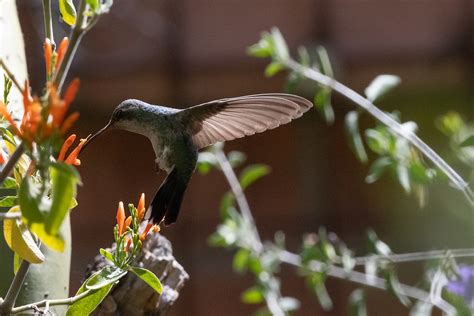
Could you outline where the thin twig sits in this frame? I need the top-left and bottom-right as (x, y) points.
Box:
(214, 147), (263, 253)
(0, 143), (24, 185)
(41, 0), (55, 46)
(53, 0), (88, 92)
(10, 289), (92, 314)
(284, 59), (474, 205)
(0, 260), (31, 314)
(0, 60), (23, 92)
(354, 248), (474, 265)
(279, 250), (456, 315)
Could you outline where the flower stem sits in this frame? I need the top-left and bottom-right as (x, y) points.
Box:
(10, 289), (92, 314)
(41, 0), (55, 46)
(0, 260), (30, 315)
(0, 143), (24, 185)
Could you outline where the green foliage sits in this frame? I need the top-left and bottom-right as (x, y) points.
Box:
(348, 289), (367, 316)
(66, 282), (113, 316)
(364, 75), (401, 102)
(58, 0), (77, 26)
(3, 75), (12, 105)
(129, 266), (163, 294)
(345, 111), (368, 163)
(239, 164), (270, 190)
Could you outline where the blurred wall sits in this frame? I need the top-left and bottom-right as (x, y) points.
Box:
(17, 0), (473, 315)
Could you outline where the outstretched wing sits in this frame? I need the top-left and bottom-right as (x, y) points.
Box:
(177, 93), (313, 149)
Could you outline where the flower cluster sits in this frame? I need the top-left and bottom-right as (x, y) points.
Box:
(111, 194), (160, 268)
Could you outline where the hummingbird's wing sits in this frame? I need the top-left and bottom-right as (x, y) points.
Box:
(177, 93), (312, 149)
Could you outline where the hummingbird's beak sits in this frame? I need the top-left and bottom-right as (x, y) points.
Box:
(80, 121), (112, 153)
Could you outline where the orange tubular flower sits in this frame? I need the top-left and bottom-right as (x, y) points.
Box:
(44, 39), (52, 77)
(124, 216), (132, 230)
(125, 237), (132, 252)
(140, 222), (153, 241)
(151, 225), (160, 233)
(64, 137), (86, 166)
(0, 150), (5, 165)
(116, 202), (126, 236)
(60, 112), (79, 135)
(137, 193), (145, 221)
(0, 101), (21, 136)
(58, 134), (77, 161)
(55, 37), (69, 72)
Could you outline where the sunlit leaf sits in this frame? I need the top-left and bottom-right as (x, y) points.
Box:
(232, 248), (249, 273)
(349, 289), (367, 316)
(247, 33), (274, 58)
(316, 46), (333, 77)
(18, 177), (45, 223)
(279, 297), (300, 312)
(409, 300), (433, 316)
(2, 177), (17, 189)
(459, 135), (474, 148)
(364, 75), (401, 102)
(66, 281), (113, 316)
(345, 111), (368, 163)
(367, 230), (392, 256)
(45, 163), (79, 235)
(314, 88), (334, 125)
(265, 61), (283, 77)
(129, 266), (163, 294)
(239, 164), (270, 190)
(241, 286), (264, 304)
(13, 252), (20, 274)
(386, 270), (411, 306)
(86, 0), (99, 11)
(396, 163), (411, 193)
(30, 222), (65, 252)
(85, 265), (127, 290)
(0, 196), (16, 208)
(100, 248), (115, 263)
(3, 207), (44, 263)
(365, 157), (392, 184)
(59, 0), (77, 26)
(271, 27), (289, 61)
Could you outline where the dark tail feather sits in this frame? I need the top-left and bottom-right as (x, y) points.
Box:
(148, 168), (189, 225)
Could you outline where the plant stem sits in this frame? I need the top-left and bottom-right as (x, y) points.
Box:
(284, 59), (473, 205)
(10, 289), (92, 314)
(354, 248), (474, 265)
(0, 212), (21, 220)
(53, 0), (88, 92)
(0, 143), (24, 185)
(279, 250), (455, 315)
(214, 148), (263, 253)
(41, 0), (55, 46)
(0, 260), (30, 314)
(0, 60), (23, 92)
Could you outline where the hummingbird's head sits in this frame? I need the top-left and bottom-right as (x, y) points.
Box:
(81, 99), (146, 152)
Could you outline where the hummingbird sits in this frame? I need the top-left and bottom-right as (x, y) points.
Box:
(83, 93), (312, 225)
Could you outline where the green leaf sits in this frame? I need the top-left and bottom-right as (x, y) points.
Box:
(279, 297), (300, 312)
(59, 0), (77, 26)
(219, 192), (235, 220)
(66, 282), (113, 316)
(314, 88), (334, 124)
(0, 196), (16, 208)
(365, 157), (392, 184)
(247, 32), (274, 58)
(232, 249), (249, 273)
(264, 61), (283, 77)
(396, 163), (411, 193)
(270, 27), (289, 61)
(2, 177), (17, 189)
(85, 265), (127, 290)
(409, 300), (433, 316)
(345, 111), (368, 163)
(367, 230), (392, 256)
(364, 75), (401, 102)
(86, 0), (99, 11)
(18, 177), (45, 223)
(239, 164), (270, 190)
(316, 46), (333, 77)
(100, 248), (115, 263)
(129, 266), (163, 294)
(348, 289), (367, 316)
(241, 286), (264, 304)
(45, 163), (78, 235)
(442, 289), (472, 316)
(459, 135), (474, 147)
(365, 129), (389, 154)
(30, 222), (65, 252)
(13, 252), (20, 274)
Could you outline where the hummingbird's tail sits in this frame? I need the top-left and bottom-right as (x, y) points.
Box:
(147, 167), (190, 226)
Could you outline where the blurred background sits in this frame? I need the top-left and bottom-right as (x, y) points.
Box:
(17, 0), (473, 314)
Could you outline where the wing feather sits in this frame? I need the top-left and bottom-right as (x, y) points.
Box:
(177, 93), (312, 149)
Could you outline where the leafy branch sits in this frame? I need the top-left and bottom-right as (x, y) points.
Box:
(202, 146), (473, 315)
(248, 28), (473, 206)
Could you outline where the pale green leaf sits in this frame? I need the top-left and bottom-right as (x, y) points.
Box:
(129, 266), (163, 294)
(365, 75), (401, 102)
(241, 287), (264, 304)
(59, 0), (77, 26)
(85, 265), (127, 290)
(345, 111), (368, 163)
(239, 164), (270, 190)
